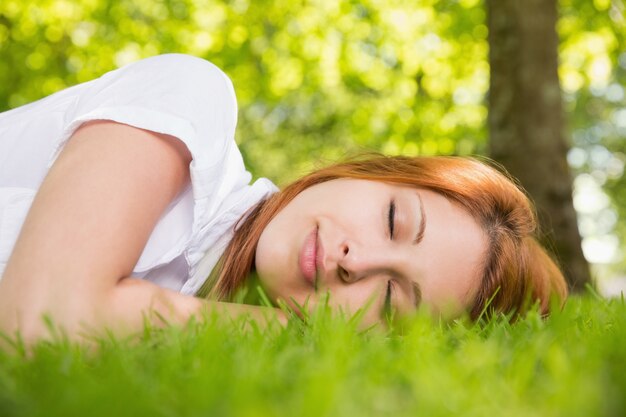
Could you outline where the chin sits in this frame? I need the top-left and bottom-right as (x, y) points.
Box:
(255, 267), (286, 302)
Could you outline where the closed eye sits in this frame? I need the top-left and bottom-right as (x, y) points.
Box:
(388, 199), (396, 239)
(382, 279), (395, 319)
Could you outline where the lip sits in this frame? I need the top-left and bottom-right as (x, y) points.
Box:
(299, 227), (318, 286)
(315, 230), (325, 284)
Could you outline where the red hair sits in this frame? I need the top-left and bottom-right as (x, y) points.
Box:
(199, 154), (568, 320)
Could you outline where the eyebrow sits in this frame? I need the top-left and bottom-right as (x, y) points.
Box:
(412, 192), (427, 245)
(411, 280), (422, 309)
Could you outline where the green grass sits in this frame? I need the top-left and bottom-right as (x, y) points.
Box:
(0, 294), (624, 417)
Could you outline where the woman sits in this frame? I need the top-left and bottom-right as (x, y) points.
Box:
(0, 54), (567, 343)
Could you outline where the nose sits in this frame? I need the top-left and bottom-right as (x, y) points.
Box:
(336, 240), (401, 284)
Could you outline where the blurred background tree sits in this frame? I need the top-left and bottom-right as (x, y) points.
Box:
(487, 0), (591, 291)
(0, 0), (624, 291)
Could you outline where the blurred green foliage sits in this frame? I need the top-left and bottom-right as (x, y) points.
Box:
(0, 0), (491, 182)
(557, 0), (626, 273)
(0, 0), (625, 270)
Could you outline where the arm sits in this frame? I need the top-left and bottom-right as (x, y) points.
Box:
(0, 121), (282, 344)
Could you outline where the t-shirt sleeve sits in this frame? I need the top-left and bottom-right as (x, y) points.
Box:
(50, 53), (238, 169)
(48, 54), (243, 276)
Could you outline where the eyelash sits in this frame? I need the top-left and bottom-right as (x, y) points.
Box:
(384, 279), (394, 316)
(388, 199), (396, 239)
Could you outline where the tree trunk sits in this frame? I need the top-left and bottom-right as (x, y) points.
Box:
(486, 0), (591, 292)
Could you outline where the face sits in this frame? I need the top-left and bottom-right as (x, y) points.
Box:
(254, 179), (488, 327)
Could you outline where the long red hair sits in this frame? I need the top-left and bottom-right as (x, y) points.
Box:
(200, 154), (568, 320)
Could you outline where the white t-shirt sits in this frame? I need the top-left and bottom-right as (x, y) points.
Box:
(0, 54), (278, 295)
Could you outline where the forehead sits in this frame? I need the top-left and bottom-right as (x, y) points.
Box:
(412, 187), (487, 316)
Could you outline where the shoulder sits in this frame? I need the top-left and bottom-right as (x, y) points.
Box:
(134, 54), (229, 78)
(110, 54), (235, 97)
(140, 54), (225, 75)
(66, 54), (239, 162)
(77, 54), (238, 115)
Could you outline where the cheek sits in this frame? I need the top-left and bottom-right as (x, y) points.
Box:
(329, 287), (385, 329)
(276, 282), (386, 328)
(322, 283), (383, 317)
